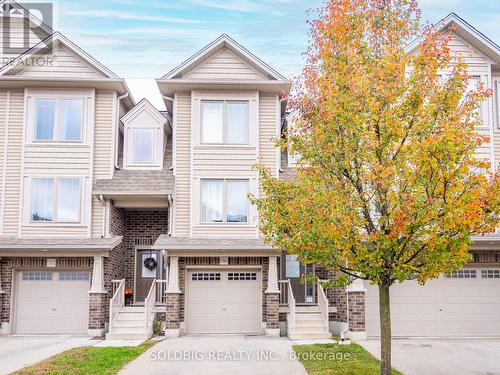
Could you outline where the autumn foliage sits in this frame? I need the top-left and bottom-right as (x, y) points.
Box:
(252, 0), (500, 374)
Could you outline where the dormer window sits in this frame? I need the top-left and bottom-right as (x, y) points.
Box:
(122, 99), (169, 170)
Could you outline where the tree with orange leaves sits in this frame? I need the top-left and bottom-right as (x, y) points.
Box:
(252, 1), (500, 373)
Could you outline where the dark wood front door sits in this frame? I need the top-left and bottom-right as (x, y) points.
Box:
(281, 254), (315, 304)
(135, 249), (160, 303)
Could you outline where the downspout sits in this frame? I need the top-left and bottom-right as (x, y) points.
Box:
(114, 93), (129, 170)
(97, 194), (106, 238)
(278, 97), (287, 174)
(167, 194), (173, 237)
(162, 95), (175, 171)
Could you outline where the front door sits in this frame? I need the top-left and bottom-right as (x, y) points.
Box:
(282, 254), (315, 304)
(135, 249), (160, 303)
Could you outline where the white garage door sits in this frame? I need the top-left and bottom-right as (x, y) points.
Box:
(186, 270), (261, 334)
(15, 271), (90, 334)
(365, 268), (500, 337)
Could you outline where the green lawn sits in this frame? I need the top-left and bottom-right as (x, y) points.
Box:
(13, 341), (155, 375)
(293, 342), (403, 375)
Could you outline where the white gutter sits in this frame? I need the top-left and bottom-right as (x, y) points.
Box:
(114, 93), (129, 170)
(167, 194), (173, 237)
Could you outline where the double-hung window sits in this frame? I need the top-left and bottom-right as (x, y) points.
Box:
(31, 178), (81, 222)
(34, 98), (83, 142)
(201, 180), (249, 223)
(201, 100), (249, 144)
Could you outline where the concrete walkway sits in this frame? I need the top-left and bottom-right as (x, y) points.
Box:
(120, 335), (308, 375)
(359, 338), (500, 375)
(0, 335), (99, 375)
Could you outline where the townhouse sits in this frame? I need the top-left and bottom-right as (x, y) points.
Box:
(0, 1), (499, 340)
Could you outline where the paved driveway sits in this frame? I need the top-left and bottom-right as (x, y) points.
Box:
(0, 335), (98, 375)
(359, 339), (500, 375)
(120, 335), (307, 375)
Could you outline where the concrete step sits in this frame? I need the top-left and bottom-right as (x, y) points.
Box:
(115, 312), (145, 321)
(295, 314), (324, 321)
(294, 325), (329, 334)
(113, 320), (146, 328)
(296, 305), (320, 313)
(288, 331), (332, 340)
(109, 325), (147, 334)
(121, 306), (145, 313)
(295, 320), (327, 328)
(105, 332), (151, 340)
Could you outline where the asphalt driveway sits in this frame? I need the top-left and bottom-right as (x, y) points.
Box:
(359, 339), (500, 375)
(0, 335), (98, 375)
(120, 335), (307, 375)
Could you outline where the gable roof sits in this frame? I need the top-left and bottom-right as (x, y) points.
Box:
(406, 13), (500, 65)
(161, 34), (287, 81)
(121, 98), (169, 127)
(0, 32), (119, 78)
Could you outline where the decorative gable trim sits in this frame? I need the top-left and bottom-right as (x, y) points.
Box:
(121, 98), (168, 126)
(406, 13), (500, 64)
(0, 32), (119, 78)
(161, 34), (287, 81)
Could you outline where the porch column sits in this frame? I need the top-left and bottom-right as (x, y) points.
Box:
(90, 255), (106, 294)
(88, 255), (107, 337)
(165, 256), (182, 338)
(265, 256), (280, 337)
(346, 278), (367, 340)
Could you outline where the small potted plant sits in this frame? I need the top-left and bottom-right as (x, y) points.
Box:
(124, 289), (134, 306)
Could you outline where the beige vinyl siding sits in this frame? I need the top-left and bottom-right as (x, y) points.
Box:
(193, 146), (257, 177)
(174, 92), (192, 237)
(6, 44), (106, 79)
(91, 91), (115, 237)
(2, 90), (24, 235)
(448, 35), (489, 66)
(0, 91), (7, 233)
(259, 93), (278, 193)
(184, 49), (266, 81)
(23, 145), (91, 175)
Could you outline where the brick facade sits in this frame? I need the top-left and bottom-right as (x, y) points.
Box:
(265, 293), (280, 329)
(165, 293), (181, 329)
(89, 293), (108, 330)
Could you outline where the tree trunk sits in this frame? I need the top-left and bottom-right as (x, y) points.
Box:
(379, 283), (392, 375)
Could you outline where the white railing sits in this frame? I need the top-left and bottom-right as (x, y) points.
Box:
(155, 279), (167, 305)
(144, 280), (157, 334)
(317, 280), (329, 330)
(109, 279), (125, 326)
(280, 279), (296, 333)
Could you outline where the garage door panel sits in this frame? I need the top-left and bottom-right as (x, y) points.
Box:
(365, 268), (500, 337)
(187, 270), (261, 334)
(15, 271), (90, 334)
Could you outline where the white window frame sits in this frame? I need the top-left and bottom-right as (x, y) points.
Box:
(29, 177), (83, 224)
(192, 91), (258, 147)
(123, 107), (166, 170)
(200, 179), (249, 224)
(26, 91), (90, 143)
(201, 100), (250, 145)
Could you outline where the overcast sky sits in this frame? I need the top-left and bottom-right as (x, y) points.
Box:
(51, 0), (500, 110)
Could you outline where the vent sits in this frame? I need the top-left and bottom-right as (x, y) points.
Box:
(134, 237), (155, 247)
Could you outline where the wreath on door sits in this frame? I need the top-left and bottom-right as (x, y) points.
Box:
(143, 252), (157, 271)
